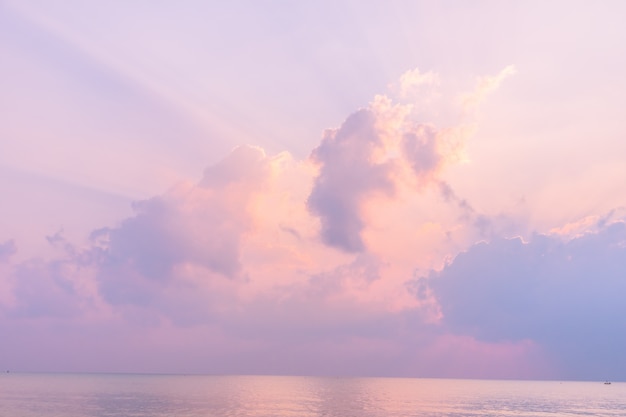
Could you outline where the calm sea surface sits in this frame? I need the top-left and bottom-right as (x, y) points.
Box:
(0, 374), (623, 417)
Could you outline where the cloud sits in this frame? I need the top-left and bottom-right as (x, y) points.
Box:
(7, 260), (79, 318)
(461, 65), (516, 111)
(397, 68), (439, 98)
(94, 145), (272, 308)
(306, 253), (382, 298)
(415, 220), (626, 379)
(0, 239), (17, 262)
(0, 66), (561, 378)
(307, 107), (396, 252)
(400, 124), (466, 185)
(307, 69), (474, 253)
(436, 181), (524, 240)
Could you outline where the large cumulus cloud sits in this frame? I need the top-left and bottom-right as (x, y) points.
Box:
(415, 220), (626, 379)
(307, 84), (469, 253)
(2, 66), (561, 378)
(307, 108), (395, 252)
(93, 145), (271, 308)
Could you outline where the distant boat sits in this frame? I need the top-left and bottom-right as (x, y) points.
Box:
(604, 381), (611, 385)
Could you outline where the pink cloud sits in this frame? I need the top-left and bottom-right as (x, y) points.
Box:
(306, 71), (479, 254)
(2, 66), (619, 380)
(93, 145), (271, 307)
(461, 65), (516, 111)
(396, 68), (439, 98)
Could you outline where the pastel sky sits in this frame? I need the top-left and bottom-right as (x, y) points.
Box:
(2, 0), (626, 381)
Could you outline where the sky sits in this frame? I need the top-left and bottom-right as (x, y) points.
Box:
(2, 0), (626, 381)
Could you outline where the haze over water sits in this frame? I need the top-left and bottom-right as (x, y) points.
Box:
(1, 374), (624, 417)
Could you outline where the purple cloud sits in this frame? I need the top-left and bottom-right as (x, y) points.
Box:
(94, 145), (270, 307)
(437, 181), (523, 239)
(414, 220), (626, 379)
(0, 239), (17, 262)
(7, 259), (82, 319)
(307, 109), (395, 252)
(402, 124), (441, 179)
(307, 84), (470, 254)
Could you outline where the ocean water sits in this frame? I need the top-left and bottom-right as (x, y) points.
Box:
(0, 374), (623, 417)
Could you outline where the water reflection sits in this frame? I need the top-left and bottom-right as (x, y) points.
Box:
(0, 373), (625, 417)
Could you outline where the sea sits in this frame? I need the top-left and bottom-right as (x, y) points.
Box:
(0, 374), (623, 417)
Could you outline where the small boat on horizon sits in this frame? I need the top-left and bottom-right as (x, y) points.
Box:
(604, 381), (611, 385)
